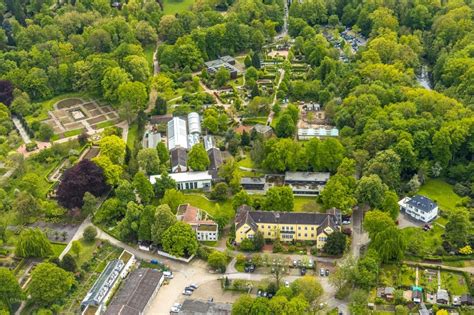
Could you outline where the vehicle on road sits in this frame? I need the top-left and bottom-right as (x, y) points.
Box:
(189, 284), (199, 290)
(284, 280), (290, 287)
(308, 259), (314, 269)
(319, 268), (325, 276)
(300, 267), (306, 276)
(185, 286), (195, 291)
(150, 259), (159, 264)
(325, 269), (330, 276)
(182, 290), (193, 296)
(164, 271), (174, 279)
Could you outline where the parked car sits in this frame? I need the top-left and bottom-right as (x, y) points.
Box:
(300, 267), (307, 276)
(284, 280), (290, 288)
(308, 260), (314, 269)
(325, 269), (330, 277)
(164, 271), (173, 279)
(185, 286), (195, 291)
(319, 268), (325, 276)
(182, 290), (193, 296)
(292, 260), (297, 267)
(170, 303), (182, 313)
(423, 224), (431, 231)
(297, 260), (302, 267)
(249, 264), (255, 273)
(189, 284), (199, 290)
(150, 259), (159, 265)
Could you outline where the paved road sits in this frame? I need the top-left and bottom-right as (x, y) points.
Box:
(351, 207), (368, 259)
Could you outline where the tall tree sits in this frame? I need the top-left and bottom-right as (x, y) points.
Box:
(98, 135), (126, 165)
(445, 209), (471, 248)
(188, 143), (210, 171)
(161, 222), (198, 257)
(137, 148), (161, 175)
(363, 210), (395, 240)
(29, 263), (74, 306)
(133, 171), (154, 204)
(0, 267), (23, 310)
(263, 186), (294, 212)
(151, 204), (177, 245)
(117, 81), (148, 123)
(15, 228), (53, 258)
(57, 159), (108, 209)
(372, 227), (406, 263)
(355, 174), (387, 209)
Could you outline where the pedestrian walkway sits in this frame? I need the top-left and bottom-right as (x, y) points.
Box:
(12, 116), (31, 144)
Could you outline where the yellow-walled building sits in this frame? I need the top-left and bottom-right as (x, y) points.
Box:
(235, 206), (340, 249)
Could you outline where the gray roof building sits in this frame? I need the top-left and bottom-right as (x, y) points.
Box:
(235, 208), (338, 232)
(81, 259), (124, 309)
(105, 268), (164, 315)
(178, 299), (232, 315)
(171, 147), (188, 173)
(284, 172), (330, 183)
(406, 195), (437, 213)
(208, 148), (222, 172)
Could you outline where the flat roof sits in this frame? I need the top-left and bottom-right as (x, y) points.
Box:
(298, 128), (339, 137)
(105, 268), (163, 315)
(241, 177), (265, 185)
(179, 299), (232, 314)
(285, 172), (330, 182)
(150, 171), (212, 184)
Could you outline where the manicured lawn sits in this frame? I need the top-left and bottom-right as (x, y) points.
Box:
(67, 239), (97, 267)
(418, 179), (463, 213)
(63, 128), (84, 138)
(26, 92), (89, 124)
(402, 224), (444, 256)
(127, 122), (138, 150)
(143, 45), (155, 71)
(163, 0), (195, 14)
(182, 193), (234, 219)
(293, 196), (321, 212)
(237, 155), (255, 169)
(95, 120), (116, 130)
(51, 243), (67, 257)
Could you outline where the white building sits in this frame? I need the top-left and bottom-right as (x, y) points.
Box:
(398, 195), (438, 223)
(187, 112), (201, 135)
(167, 117), (188, 150)
(177, 204), (219, 241)
(203, 135), (216, 151)
(297, 127), (339, 140)
(150, 171), (212, 190)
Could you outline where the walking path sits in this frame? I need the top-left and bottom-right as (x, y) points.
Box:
(12, 116), (32, 144)
(404, 260), (474, 274)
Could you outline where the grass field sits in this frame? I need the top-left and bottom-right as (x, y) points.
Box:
(163, 0), (195, 14)
(293, 196), (321, 212)
(182, 193), (234, 219)
(237, 155), (255, 169)
(143, 45), (155, 71)
(127, 122), (139, 150)
(27, 92), (89, 124)
(51, 243), (67, 257)
(418, 179), (463, 213)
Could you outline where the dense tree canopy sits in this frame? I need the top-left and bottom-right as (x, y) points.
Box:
(29, 262), (74, 306)
(56, 159), (108, 209)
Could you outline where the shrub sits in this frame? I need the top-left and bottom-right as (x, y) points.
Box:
(83, 226), (97, 242)
(454, 183), (470, 197)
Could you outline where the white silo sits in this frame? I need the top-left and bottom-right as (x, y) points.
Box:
(187, 112), (201, 135)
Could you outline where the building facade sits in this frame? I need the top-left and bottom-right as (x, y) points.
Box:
(398, 195), (438, 223)
(235, 206), (339, 249)
(150, 171), (212, 191)
(177, 204), (219, 241)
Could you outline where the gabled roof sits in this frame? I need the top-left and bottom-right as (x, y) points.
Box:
(207, 148), (222, 171)
(406, 195), (437, 213)
(171, 147), (188, 168)
(235, 206), (339, 232)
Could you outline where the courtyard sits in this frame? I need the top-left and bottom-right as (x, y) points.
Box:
(43, 98), (121, 139)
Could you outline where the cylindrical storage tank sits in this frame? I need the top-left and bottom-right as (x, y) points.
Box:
(187, 112), (201, 135)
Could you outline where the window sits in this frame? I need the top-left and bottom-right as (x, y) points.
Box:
(268, 225), (271, 229)
(305, 227), (307, 230)
(290, 226), (293, 230)
(298, 227), (301, 230)
(298, 233), (301, 237)
(311, 234), (314, 237)
(311, 227), (314, 230)
(304, 234), (307, 237)
(268, 232), (271, 236)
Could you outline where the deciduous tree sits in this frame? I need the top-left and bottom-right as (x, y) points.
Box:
(188, 143), (210, 171)
(29, 262), (74, 306)
(15, 228), (53, 258)
(161, 222), (198, 257)
(151, 204), (176, 245)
